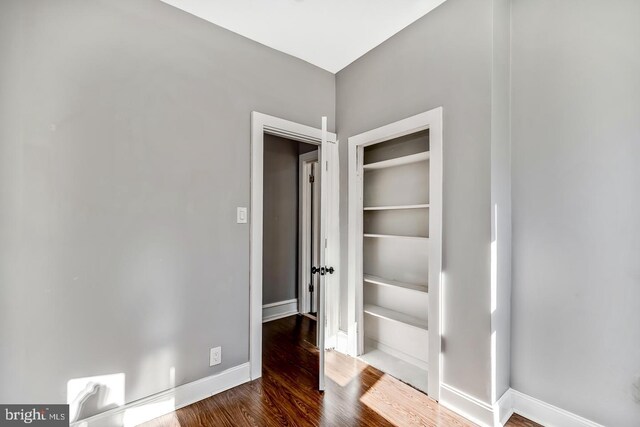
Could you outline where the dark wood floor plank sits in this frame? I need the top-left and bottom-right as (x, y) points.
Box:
(502, 413), (543, 427)
(141, 315), (539, 427)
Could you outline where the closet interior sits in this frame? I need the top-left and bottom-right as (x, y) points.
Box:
(359, 130), (431, 393)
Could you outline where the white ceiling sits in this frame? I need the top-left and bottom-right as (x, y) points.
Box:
(160, 0), (447, 73)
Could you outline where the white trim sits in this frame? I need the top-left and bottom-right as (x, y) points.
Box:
(347, 141), (363, 359)
(347, 107), (443, 399)
(439, 383), (495, 427)
(71, 363), (250, 427)
(250, 111), (337, 381)
(509, 389), (606, 427)
(317, 116), (328, 390)
(335, 329), (349, 354)
(298, 150), (319, 315)
(439, 387), (606, 427)
(262, 299), (299, 323)
(495, 389), (514, 427)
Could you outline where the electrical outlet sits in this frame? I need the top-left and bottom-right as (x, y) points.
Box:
(210, 346), (222, 366)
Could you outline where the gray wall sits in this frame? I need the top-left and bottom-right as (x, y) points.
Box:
(263, 135), (316, 305)
(491, 0), (512, 400)
(510, 1), (640, 425)
(0, 0), (334, 410)
(337, 0), (494, 403)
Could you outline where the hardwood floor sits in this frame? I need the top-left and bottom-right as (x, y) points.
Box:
(503, 414), (542, 427)
(143, 315), (541, 427)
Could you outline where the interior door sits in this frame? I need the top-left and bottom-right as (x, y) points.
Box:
(318, 116), (339, 391)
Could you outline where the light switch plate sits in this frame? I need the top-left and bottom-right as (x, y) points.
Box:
(237, 207), (247, 223)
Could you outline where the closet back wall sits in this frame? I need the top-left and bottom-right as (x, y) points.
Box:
(0, 0), (334, 408)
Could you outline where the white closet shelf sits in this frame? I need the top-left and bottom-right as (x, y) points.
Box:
(363, 151), (430, 170)
(364, 274), (428, 293)
(363, 204), (429, 211)
(364, 233), (428, 241)
(364, 304), (428, 330)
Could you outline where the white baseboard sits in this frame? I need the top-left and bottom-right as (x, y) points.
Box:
(495, 389), (514, 426)
(326, 330), (349, 352)
(262, 299), (298, 323)
(440, 383), (495, 427)
(335, 330), (349, 354)
(71, 363), (251, 427)
(438, 386), (606, 427)
(509, 389), (605, 427)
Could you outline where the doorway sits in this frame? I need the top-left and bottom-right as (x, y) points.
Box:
(261, 135), (318, 324)
(250, 112), (339, 391)
(298, 150), (320, 319)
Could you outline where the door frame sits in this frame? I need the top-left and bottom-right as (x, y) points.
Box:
(250, 112), (337, 380)
(298, 150), (319, 316)
(347, 107), (443, 399)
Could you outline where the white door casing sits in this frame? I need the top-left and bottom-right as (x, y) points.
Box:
(298, 151), (320, 315)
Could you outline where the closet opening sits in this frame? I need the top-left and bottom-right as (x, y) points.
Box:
(347, 108), (443, 399)
(360, 130), (430, 392)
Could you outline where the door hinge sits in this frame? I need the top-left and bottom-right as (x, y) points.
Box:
(309, 174), (315, 183)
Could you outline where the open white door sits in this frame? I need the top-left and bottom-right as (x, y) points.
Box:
(317, 116), (339, 391)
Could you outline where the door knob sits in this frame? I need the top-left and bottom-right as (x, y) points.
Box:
(312, 266), (335, 275)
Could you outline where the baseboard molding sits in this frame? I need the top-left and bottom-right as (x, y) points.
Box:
(262, 299), (298, 323)
(509, 389), (605, 427)
(495, 389), (514, 426)
(71, 363), (251, 427)
(440, 383), (495, 427)
(438, 386), (606, 427)
(335, 330), (349, 354)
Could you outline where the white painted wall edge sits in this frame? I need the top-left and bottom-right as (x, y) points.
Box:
(70, 363), (251, 427)
(262, 298), (298, 323)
